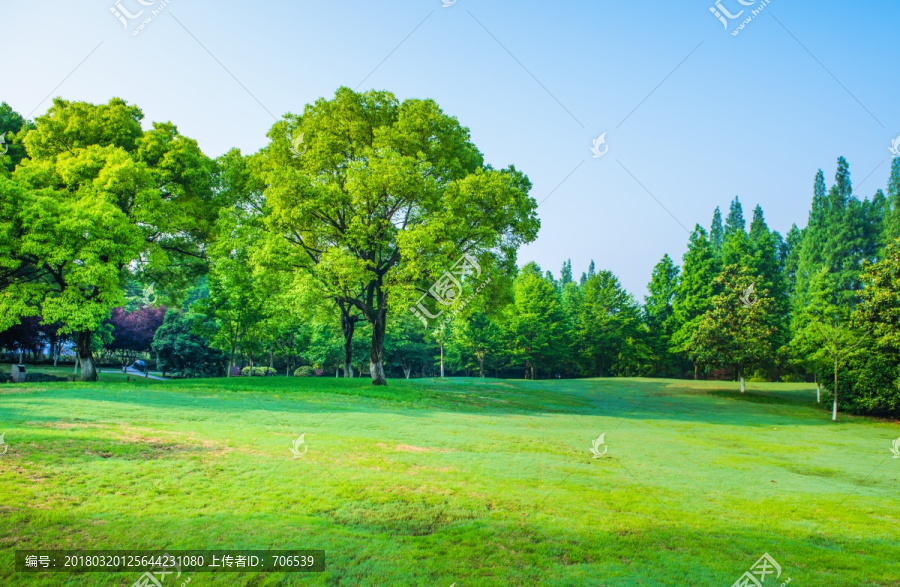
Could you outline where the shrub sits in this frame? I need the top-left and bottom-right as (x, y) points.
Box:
(749, 369), (768, 382)
(294, 366), (316, 377)
(241, 366), (276, 377)
(27, 373), (68, 383)
(151, 310), (226, 378)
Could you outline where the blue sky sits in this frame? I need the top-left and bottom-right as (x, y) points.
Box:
(2, 0), (898, 297)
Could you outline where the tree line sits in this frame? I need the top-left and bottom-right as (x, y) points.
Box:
(1, 92), (899, 418)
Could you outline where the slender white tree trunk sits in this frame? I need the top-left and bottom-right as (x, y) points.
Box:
(739, 373), (745, 394)
(440, 342), (445, 378)
(832, 359), (839, 422)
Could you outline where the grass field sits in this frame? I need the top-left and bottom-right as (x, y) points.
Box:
(1, 374), (898, 586)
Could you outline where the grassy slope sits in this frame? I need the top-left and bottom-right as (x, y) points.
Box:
(0, 376), (898, 586)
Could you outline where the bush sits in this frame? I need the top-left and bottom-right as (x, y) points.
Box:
(27, 373), (68, 383)
(749, 369), (768, 382)
(241, 366), (276, 377)
(151, 310), (226, 378)
(0, 372), (67, 383)
(294, 366), (316, 377)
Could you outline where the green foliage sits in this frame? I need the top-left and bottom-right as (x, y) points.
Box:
(294, 366), (316, 377)
(507, 263), (570, 378)
(567, 267), (649, 376)
(0, 98), (217, 380)
(258, 87), (539, 384)
(0, 102), (34, 173)
(670, 226), (718, 366)
(241, 366), (276, 377)
(684, 263), (776, 379)
(151, 310), (225, 378)
(644, 254), (680, 376)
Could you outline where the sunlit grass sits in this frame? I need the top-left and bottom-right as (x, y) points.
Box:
(1, 376), (898, 585)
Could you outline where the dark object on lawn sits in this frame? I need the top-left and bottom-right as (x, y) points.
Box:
(124, 360), (148, 374)
(11, 364), (26, 383)
(230, 365), (242, 377)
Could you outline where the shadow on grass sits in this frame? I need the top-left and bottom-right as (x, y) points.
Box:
(0, 376), (839, 429)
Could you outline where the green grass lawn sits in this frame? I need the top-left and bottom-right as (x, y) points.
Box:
(1, 375), (898, 586)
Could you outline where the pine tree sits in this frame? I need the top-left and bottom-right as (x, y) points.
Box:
(710, 207), (725, 256)
(644, 254), (680, 376)
(747, 205), (790, 364)
(882, 159), (900, 243)
(560, 259), (573, 286)
(508, 263), (570, 379)
(571, 270), (649, 376)
(670, 226), (718, 377)
(783, 224), (803, 295)
(725, 196), (745, 238)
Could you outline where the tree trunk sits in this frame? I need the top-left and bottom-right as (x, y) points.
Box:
(269, 349), (274, 371)
(229, 346), (235, 377)
(440, 341), (445, 378)
(693, 364), (698, 380)
(479, 352), (485, 378)
(815, 373), (821, 403)
(249, 351), (254, 376)
(832, 359), (839, 422)
(77, 331), (98, 382)
(369, 308), (387, 386)
(739, 375), (745, 393)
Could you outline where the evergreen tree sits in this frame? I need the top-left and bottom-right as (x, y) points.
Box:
(644, 254), (680, 376)
(710, 207), (725, 256)
(560, 259), (573, 287)
(725, 197), (745, 237)
(508, 263), (570, 379)
(783, 224), (803, 295)
(747, 205), (790, 362)
(670, 226), (718, 377)
(570, 270), (649, 376)
(884, 159), (900, 243)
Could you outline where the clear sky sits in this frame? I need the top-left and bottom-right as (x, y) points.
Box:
(2, 0), (898, 298)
